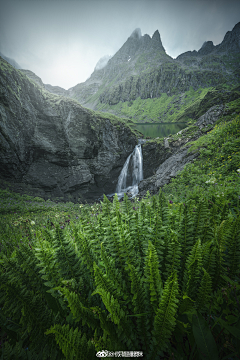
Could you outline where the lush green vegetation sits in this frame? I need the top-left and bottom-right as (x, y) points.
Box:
(95, 86), (213, 123)
(1, 108), (240, 358)
(0, 81), (240, 359)
(95, 83), (240, 125)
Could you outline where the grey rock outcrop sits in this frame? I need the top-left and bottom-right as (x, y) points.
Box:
(19, 69), (45, 87)
(44, 84), (68, 97)
(138, 104), (227, 197)
(0, 57), (138, 203)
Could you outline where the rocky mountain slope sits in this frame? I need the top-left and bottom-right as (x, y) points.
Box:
(0, 56), (140, 203)
(66, 22), (240, 122)
(18, 23), (240, 124)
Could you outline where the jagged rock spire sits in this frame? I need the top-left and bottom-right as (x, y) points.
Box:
(152, 30), (160, 42)
(151, 30), (165, 51)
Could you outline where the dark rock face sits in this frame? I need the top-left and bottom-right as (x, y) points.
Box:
(0, 57), (138, 203)
(139, 104), (227, 197)
(198, 41), (215, 56)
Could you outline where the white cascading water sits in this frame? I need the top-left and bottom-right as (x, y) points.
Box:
(116, 144), (143, 199)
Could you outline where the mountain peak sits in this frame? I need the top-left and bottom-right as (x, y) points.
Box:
(151, 29), (165, 52)
(215, 21), (240, 53)
(130, 28), (142, 39)
(198, 40), (214, 55)
(152, 30), (160, 42)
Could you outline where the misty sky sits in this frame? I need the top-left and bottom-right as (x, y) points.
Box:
(0, 0), (239, 90)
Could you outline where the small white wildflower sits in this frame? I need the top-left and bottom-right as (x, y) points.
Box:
(206, 178), (217, 184)
(30, 221), (35, 225)
(237, 169), (240, 173)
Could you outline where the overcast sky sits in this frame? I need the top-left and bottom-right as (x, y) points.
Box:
(0, 0), (239, 90)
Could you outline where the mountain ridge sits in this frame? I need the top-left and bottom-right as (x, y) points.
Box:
(13, 22), (240, 123)
(65, 22), (240, 121)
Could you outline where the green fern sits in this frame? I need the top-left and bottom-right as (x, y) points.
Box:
(195, 267), (212, 311)
(163, 230), (182, 282)
(143, 240), (163, 314)
(224, 216), (240, 278)
(149, 271), (179, 358)
(45, 324), (95, 360)
(182, 239), (203, 298)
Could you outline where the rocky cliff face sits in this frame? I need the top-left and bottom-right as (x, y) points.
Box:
(0, 57), (138, 203)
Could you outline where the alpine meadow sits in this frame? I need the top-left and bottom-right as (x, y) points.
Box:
(0, 12), (240, 360)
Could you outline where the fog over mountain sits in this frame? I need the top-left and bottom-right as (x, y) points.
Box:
(0, 0), (240, 89)
(0, 51), (21, 69)
(94, 55), (112, 71)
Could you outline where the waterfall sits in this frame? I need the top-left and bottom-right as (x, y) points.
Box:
(116, 143), (143, 199)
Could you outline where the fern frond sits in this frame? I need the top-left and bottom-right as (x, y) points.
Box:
(202, 240), (216, 281)
(212, 220), (229, 290)
(128, 263), (150, 352)
(149, 271), (179, 357)
(92, 262), (122, 302)
(34, 237), (62, 289)
(192, 200), (209, 243)
(195, 268), (212, 311)
(224, 216), (240, 278)
(53, 225), (83, 282)
(45, 323), (95, 360)
(163, 230), (182, 283)
(14, 243), (46, 293)
(182, 239), (203, 298)
(178, 203), (195, 285)
(0, 271), (56, 356)
(144, 241), (163, 314)
(59, 287), (100, 330)
(100, 243), (127, 301)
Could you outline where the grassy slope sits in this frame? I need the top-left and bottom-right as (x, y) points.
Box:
(94, 85), (236, 124)
(80, 52), (240, 123)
